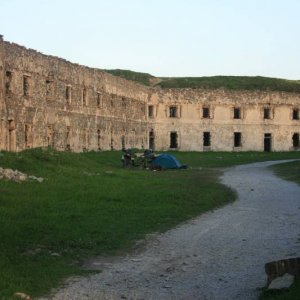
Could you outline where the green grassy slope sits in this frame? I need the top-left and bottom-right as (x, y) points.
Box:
(272, 160), (300, 185)
(104, 69), (156, 86)
(159, 76), (300, 92)
(104, 69), (300, 93)
(0, 148), (234, 299)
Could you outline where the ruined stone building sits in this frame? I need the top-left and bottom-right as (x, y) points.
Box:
(0, 35), (299, 152)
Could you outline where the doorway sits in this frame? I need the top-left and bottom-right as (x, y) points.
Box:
(149, 130), (155, 150)
(170, 132), (178, 149)
(264, 133), (272, 152)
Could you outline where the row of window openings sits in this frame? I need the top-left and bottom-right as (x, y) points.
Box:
(61, 127), (103, 151)
(24, 125), (103, 150)
(48, 128), (136, 151)
(148, 105), (300, 120)
(6, 72), (31, 97)
(5, 72), (105, 107)
(6, 72), (300, 119)
(65, 86), (101, 107)
(169, 132), (300, 148)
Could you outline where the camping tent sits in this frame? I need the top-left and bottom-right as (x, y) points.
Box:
(150, 154), (187, 170)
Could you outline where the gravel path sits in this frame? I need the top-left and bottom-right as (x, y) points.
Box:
(41, 160), (300, 300)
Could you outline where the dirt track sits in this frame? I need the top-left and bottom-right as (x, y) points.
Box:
(41, 161), (300, 300)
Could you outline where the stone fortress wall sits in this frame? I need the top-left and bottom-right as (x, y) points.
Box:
(149, 88), (300, 151)
(0, 35), (149, 152)
(0, 35), (299, 152)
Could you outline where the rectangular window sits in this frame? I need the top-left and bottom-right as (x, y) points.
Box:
(148, 105), (154, 118)
(97, 129), (101, 150)
(66, 85), (72, 103)
(169, 106), (177, 118)
(97, 92), (103, 107)
(82, 128), (88, 151)
(203, 132), (211, 146)
(66, 126), (71, 150)
(234, 132), (242, 147)
(46, 79), (54, 99)
(234, 108), (241, 119)
(264, 107), (270, 119)
(24, 124), (32, 148)
(47, 125), (54, 147)
(82, 88), (87, 106)
(121, 135), (125, 150)
(292, 109), (299, 120)
(122, 97), (126, 108)
(5, 71), (12, 94)
(23, 75), (30, 97)
(203, 107), (210, 118)
(170, 132), (178, 148)
(292, 133), (299, 147)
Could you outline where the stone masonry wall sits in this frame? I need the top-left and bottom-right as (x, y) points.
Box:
(0, 35), (7, 151)
(1, 39), (149, 152)
(0, 36), (299, 153)
(148, 88), (300, 151)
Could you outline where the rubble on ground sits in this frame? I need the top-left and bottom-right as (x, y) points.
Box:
(0, 167), (43, 183)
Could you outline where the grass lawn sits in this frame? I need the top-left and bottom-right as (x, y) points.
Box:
(0, 149), (299, 299)
(272, 160), (300, 185)
(168, 150), (300, 168)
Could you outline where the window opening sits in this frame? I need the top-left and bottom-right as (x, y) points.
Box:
(292, 133), (299, 147)
(169, 106), (177, 118)
(234, 132), (242, 147)
(148, 105), (154, 118)
(97, 92), (102, 107)
(82, 88), (87, 106)
(66, 126), (71, 150)
(66, 86), (72, 103)
(97, 129), (101, 150)
(47, 125), (54, 147)
(234, 108), (241, 119)
(203, 107), (210, 118)
(25, 124), (32, 148)
(292, 109), (299, 120)
(203, 132), (211, 146)
(264, 108), (270, 119)
(5, 71), (12, 94)
(264, 133), (272, 152)
(149, 130), (155, 150)
(23, 76), (29, 97)
(170, 132), (178, 148)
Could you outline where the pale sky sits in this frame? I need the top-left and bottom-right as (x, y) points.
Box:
(0, 0), (299, 79)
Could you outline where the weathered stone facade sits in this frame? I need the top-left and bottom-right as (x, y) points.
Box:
(0, 35), (299, 152)
(149, 88), (300, 151)
(0, 36), (149, 152)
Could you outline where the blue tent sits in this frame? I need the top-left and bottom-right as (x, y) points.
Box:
(150, 154), (187, 170)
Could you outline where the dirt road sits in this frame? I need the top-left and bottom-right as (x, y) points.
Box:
(42, 161), (300, 300)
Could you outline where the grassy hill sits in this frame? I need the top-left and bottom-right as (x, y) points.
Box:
(104, 69), (157, 86)
(105, 69), (300, 93)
